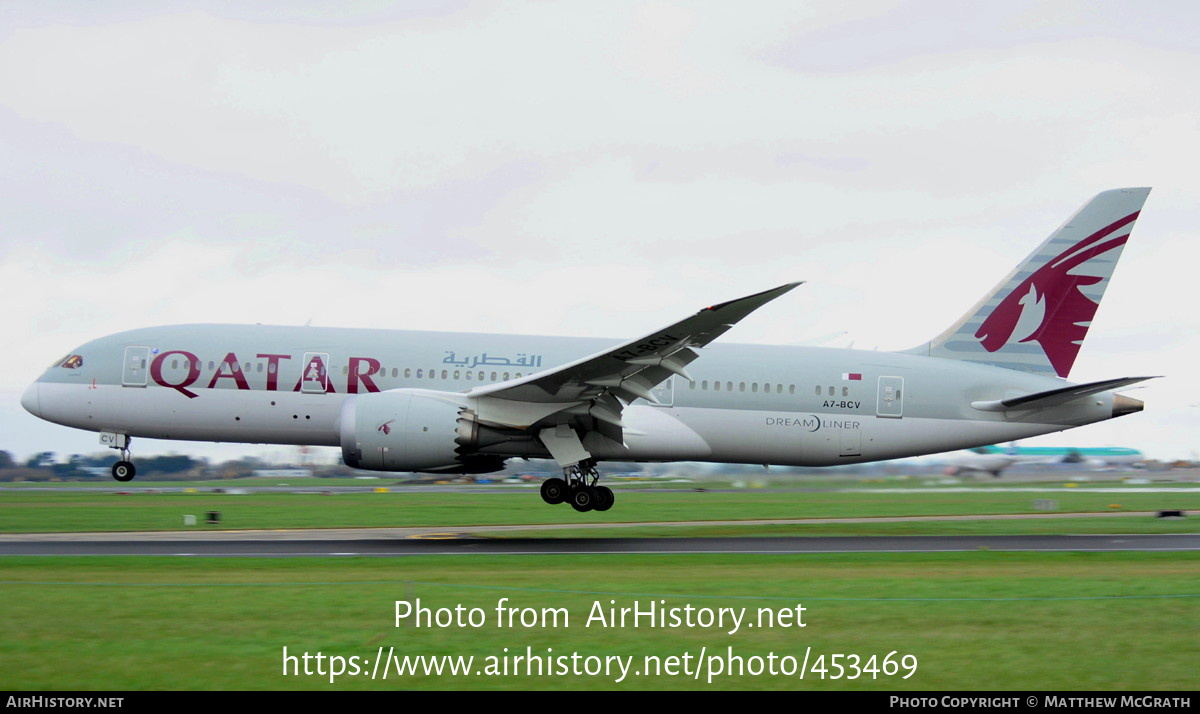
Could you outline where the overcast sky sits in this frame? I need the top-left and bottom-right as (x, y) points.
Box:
(2, 0), (1198, 465)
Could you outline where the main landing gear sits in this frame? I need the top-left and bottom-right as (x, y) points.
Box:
(108, 437), (136, 482)
(540, 460), (614, 513)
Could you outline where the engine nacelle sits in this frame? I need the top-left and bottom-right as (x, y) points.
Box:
(340, 389), (471, 472)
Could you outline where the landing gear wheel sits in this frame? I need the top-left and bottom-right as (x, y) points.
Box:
(570, 486), (596, 512)
(540, 477), (567, 505)
(593, 485), (614, 512)
(112, 461), (136, 482)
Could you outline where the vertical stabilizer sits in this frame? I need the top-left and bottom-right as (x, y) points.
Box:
(909, 188), (1150, 378)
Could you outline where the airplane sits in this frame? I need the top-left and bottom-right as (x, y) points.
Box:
(944, 444), (1145, 477)
(21, 187), (1155, 513)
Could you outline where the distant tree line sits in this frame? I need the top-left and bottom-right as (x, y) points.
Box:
(0, 451), (373, 482)
(0, 451), (211, 482)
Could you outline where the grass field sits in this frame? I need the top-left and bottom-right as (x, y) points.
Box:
(1, 552), (1197, 690)
(1, 485), (1197, 533)
(2, 480), (1197, 691)
(474, 516), (1200, 538)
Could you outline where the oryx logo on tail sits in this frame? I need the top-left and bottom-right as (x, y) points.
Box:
(914, 188), (1150, 379)
(975, 212), (1138, 378)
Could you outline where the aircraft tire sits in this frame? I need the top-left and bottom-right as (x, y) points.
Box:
(593, 486), (614, 512)
(540, 478), (567, 505)
(570, 486), (596, 512)
(112, 461), (136, 482)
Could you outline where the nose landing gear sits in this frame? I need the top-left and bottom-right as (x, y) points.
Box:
(111, 458), (135, 482)
(540, 460), (614, 512)
(106, 435), (136, 482)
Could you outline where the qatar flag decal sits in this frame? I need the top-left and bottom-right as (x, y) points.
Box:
(842, 373), (862, 381)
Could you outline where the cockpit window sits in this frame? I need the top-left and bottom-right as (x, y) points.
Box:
(59, 355), (84, 369)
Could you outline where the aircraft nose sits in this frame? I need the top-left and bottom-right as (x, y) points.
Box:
(21, 382), (40, 418)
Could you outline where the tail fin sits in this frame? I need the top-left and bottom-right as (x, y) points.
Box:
(909, 187), (1150, 378)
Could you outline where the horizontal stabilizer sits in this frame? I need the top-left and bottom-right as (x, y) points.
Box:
(971, 376), (1157, 412)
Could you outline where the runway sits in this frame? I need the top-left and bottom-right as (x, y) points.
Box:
(3, 533), (1198, 556)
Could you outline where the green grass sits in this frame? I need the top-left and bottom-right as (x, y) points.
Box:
(476, 515), (1200, 538)
(1, 488), (1197, 533)
(2, 485), (1197, 691)
(0, 553), (1196, 690)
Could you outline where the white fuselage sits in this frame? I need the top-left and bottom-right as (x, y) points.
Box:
(22, 324), (1125, 470)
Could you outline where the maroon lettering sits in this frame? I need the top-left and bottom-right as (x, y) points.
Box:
(292, 354), (335, 393)
(207, 352), (251, 391)
(257, 353), (291, 391)
(348, 356), (382, 393)
(150, 350), (201, 399)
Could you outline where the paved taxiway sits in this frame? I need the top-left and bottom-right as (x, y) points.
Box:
(3, 533), (1197, 556)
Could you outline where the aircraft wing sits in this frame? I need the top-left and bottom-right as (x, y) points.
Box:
(462, 283), (800, 447)
(469, 282), (800, 405)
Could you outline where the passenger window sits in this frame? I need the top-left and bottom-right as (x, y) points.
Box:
(465, 371), (472, 380)
(714, 381), (721, 391)
(416, 369), (423, 378)
(701, 380), (708, 390)
(257, 363), (263, 373)
(454, 370), (461, 380)
(490, 372), (497, 381)
(739, 382), (746, 392)
(751, 383), (758, 393)
(441, 370), (447, 379)
(404, 368), (411, 378)
(814, 386), (820, 395)
(842, 386), (848, 397)
(789, 385), (795, 394)
(268, 363), (277, 374)
(503, 372), (510, 381)
(764, 383), (771, 393)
